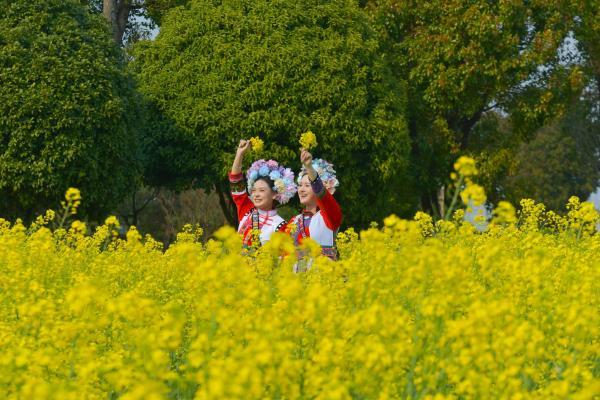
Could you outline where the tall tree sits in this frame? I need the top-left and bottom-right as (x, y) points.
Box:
(365, 0), (579, 214)
(0, 0), (143, 221)
(102, 0), (133, 43)
(132, 0), (413, 228)
(501, 95), (600, 210)
(467, 92), (600, 211)
(571, 0), (600, 93)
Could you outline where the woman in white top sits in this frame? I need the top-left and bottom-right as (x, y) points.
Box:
(288, 148), (342, 261)
(228, 139), (297, 248)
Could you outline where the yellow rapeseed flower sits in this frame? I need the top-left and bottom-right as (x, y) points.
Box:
(104, 215), (120, 228)
(249, 136), (264, 153)
(70, 220), (86, 234)
(299, 130), (318, 149)
(0, 191), (597, 399)
(453, 156), (478, 177)
(460, 183), (486, 206)
(492, 201), (517, 225)
(65, 187), (81, 202)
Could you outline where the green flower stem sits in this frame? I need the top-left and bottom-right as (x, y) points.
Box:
(444, 174), (464, 221)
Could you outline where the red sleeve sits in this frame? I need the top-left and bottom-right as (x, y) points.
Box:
(231, 193), (254, 222)
(316, 191), (342, 231)
(229, 172), (254, 221)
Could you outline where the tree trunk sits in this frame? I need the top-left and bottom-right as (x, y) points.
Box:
(437, 185), (446, 219)
(103, 0), (130, 45)
(446, 108), (484, 151)
(215, 181), (237, 227)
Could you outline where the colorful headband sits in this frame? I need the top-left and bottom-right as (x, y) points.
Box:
(298, 158), (340, 193)
(247, 159), (297, 204)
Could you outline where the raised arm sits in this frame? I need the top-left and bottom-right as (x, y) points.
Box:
(229, 139), (254, 221)
(301, 148), (343, 230)
(300, 148), (318, 181)
(231, 139), (251, 174)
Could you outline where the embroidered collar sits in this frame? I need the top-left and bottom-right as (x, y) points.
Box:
(257, 208), (278, 217)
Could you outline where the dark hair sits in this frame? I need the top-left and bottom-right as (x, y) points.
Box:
(253, 176), (275, 192)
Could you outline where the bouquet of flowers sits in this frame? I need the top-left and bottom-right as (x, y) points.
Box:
(299, 130), (317, 149)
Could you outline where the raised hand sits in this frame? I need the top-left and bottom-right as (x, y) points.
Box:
(300, 148), (317, 181)
(236, 139), (251, 157)
(300, 148), (313, 168)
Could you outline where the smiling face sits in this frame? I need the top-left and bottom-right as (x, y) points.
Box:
(251, 178), (277, 210)
(298, 175), (317, 207)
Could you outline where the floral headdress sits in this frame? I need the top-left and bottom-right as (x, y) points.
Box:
(247, 159), (297, 204)
(298, 158), (340, 194)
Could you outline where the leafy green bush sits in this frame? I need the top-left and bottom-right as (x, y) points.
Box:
(0, 0), (143, 220)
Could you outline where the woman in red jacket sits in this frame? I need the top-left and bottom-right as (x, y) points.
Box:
(228, 139), (297, 249)
(288, 148), (342, 262)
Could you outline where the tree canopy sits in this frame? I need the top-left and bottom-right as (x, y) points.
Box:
(1, 0), (598, 229)
(132, 0), (413, 228)
(502, 95), (600, 210)
(365, 0), (591, 214)
(0, 0), (143, 220)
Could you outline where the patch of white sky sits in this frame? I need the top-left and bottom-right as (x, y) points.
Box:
(148, 21), (159, 40)
(134, 13), (159, 40)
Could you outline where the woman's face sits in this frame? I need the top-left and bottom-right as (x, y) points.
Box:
(251, 179), (276, 210)
(298, 175), (317, 206)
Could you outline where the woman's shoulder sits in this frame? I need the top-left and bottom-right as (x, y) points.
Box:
(241, 207), (256, 219)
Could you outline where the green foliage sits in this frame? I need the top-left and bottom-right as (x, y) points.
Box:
(0, 0), (143, 220)
(132, 0), (413, 228)
(501, 97), (600, 211)
(466, 112), (520, 204)
(571, 0), (600, 84)
(369, 0), (572, 137)
(365, 0), (580, 211)
(466, 91), (600, 211)
(144, 0), (189, 25)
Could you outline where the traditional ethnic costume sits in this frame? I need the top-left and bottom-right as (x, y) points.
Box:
(288, 159), (342, 262)
(229, 159), (297, 248)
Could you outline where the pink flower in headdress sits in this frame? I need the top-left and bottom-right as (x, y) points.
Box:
(246, 159), (297, 204)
